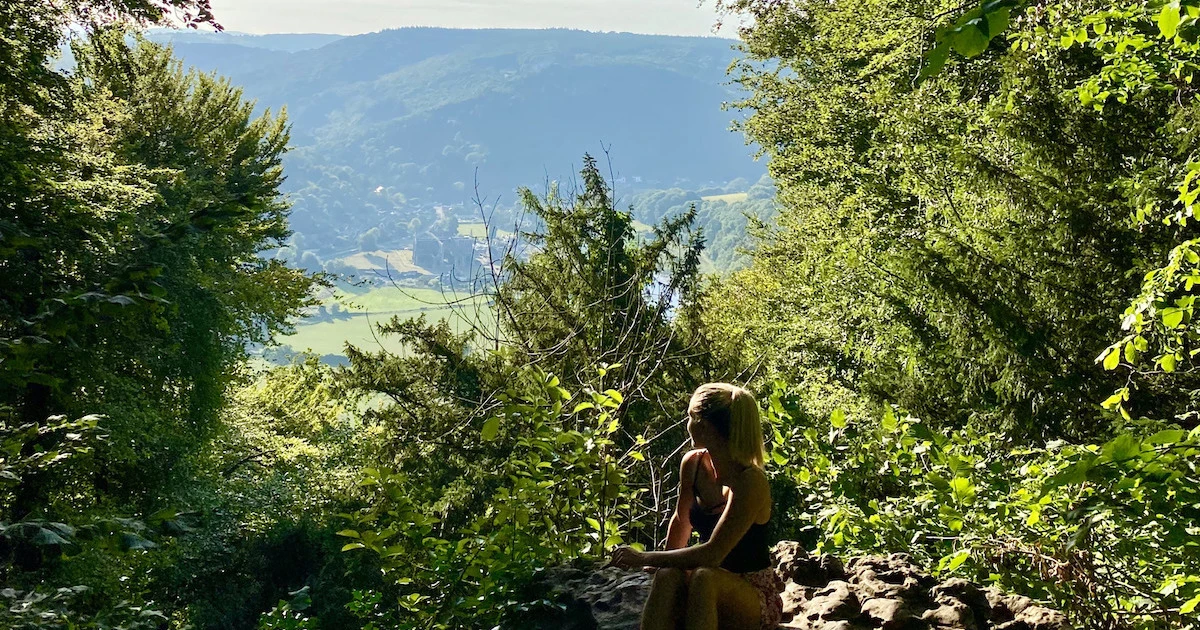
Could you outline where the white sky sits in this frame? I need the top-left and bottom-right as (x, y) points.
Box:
(206, 0), (737, 37)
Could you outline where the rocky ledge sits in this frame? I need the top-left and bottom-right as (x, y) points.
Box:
(534, 542), (1070, 630)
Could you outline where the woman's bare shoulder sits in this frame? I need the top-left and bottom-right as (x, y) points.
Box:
(679, 448), (705, 475)
(732, 464), (770, 496)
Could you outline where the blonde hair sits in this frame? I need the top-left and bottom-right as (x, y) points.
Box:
(689, 383), (765, 468)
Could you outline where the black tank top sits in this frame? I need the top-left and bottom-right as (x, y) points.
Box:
(689, 454), (772, 574)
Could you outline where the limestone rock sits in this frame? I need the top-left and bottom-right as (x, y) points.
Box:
(984, 587), (1035, 623)
(820, 554), (848, 581)
(807, 580), (861, 622)
(921, 600), (977, 630)
(994, 621), (1033, 630)
(781, 581), (816, 616)
(1015, 605), (1070, 630)
(814, 621), (873, 630)
(855, 572), (924, 601)
(528, 543), (1066, 630)
(775, 541), (847, 586)
(775, 541), (822, 585)
(537, 564), (650, 630)
(860, 597), (929, 630)
(931, 577), (991, 623)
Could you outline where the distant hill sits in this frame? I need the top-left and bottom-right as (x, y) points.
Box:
(157, 28), (763, 256)
(147, 29), (345, 52)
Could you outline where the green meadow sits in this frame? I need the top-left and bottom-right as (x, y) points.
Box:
(700, 192), (748, 204)
(277, 285), (491, 357)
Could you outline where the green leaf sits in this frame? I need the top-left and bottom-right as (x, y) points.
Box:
(1162, 307), (1185, 328)
(1181, 594), (1200, 614)
(572, 401), (596, 414)
(1146, 429), (1186, 445)
(1159, 4), (1182, 38)
(926, 471), (951, 491)
(1043, 457), (1093, 490)
(946, 549), (970, 571)
(32, 527), (70, 546)
(917, 43), (951, 83)
(603, 389), (624, 405)
(949, 20), (991, 57)
(909, 421), (937, 444)
(983, 7), (1012, 39)
(950, 477), (976, 503)
(830, 408), (846, 429)
(1123, 341), (1139, 363)
(1101, 433), (1142, 463)
(881, 407), (899, 432)
(1102, 347), (1120, 370)
(481, 417), (500, 441)
(1101, 390), (1125, 410)
(1162, 353), (1178, 372)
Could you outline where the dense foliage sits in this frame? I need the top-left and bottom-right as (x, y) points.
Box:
(706, 0), (1196, 441)
(764, 387), (1199, 629)
(336, 374), (648, 630)
(1, 1), (319, 625)
(5, 0), (1200, 628)
(701, 0), (1200, 626)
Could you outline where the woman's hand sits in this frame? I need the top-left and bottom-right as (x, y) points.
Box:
(609, 545), (646, 570)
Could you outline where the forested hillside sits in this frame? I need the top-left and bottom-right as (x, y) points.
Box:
(151, 27), (765, 258)
(2, 1), (1198, 630)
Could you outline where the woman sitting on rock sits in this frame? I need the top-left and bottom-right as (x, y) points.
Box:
(610, 383), (783, 630)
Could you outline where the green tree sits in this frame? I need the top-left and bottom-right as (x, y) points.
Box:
(709, 0), (1187, 440)
(335, 156), (718, 555)
(497, 155), (709, 399)
(0, 12), (317, 624)
(15, 32), (317, 510)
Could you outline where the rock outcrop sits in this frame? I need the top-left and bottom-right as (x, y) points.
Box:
(533, 542), (1071, 630)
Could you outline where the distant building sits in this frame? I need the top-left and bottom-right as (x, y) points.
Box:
(412, 231), (479, 278)
(444, 236), (477, 275)
(413, 231), (443, 270)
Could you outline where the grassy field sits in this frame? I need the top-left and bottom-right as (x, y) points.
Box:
(333, 286), (480, 313)
(701, 192), (748, 204)
(457, 222), (515, 240)
(280, 306), (474, 356)
(339, 249), (429, 274)
(457, 222), (488, 238)
(278, 284), (492, 358)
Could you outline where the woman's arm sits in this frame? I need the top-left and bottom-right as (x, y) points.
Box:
(664, 450), (700, 550)
(614, 466), (769, 570)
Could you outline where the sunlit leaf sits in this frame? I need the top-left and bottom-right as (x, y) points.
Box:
(481, 417), (500, 441)
(1159, 4), (1182, 38)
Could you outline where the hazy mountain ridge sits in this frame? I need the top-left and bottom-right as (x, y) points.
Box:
(146, 29), (345, 51)
(158, 28), (763, 256)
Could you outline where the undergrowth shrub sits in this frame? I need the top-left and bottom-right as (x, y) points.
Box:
(337, 370), (655, 630)
(764, 384), (1200, 629)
